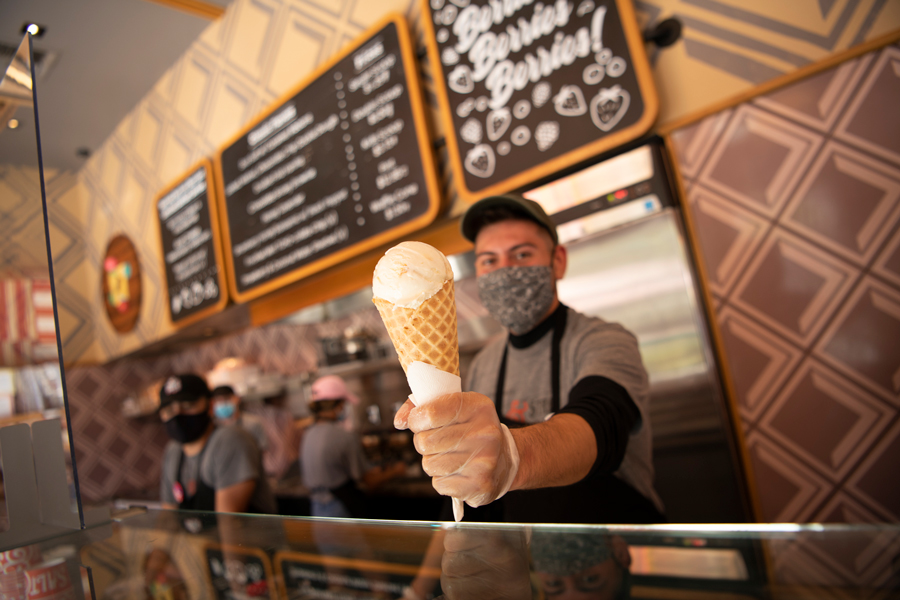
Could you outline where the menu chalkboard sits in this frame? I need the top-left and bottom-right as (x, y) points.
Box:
(275, 551), (431, 599)
(215, 15), (440, 302)
(155, 160), (228, 326)
(205, 545), (275, 600)
(423, 0), (658, 203)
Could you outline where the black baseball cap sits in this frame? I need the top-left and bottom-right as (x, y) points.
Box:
(460, 194), (558, 245)
(159, 374), (210, 409)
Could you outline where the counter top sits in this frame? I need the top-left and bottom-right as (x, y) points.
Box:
(11, 510), (899, 599)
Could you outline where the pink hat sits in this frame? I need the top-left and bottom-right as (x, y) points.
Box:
(311, 375), (360, 405)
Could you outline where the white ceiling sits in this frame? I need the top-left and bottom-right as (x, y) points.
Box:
(0, 0), (233, 172)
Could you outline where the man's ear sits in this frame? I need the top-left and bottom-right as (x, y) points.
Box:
(551, 244), (567, 280)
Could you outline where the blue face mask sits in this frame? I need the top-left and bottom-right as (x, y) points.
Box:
(213, 402), (236, 420)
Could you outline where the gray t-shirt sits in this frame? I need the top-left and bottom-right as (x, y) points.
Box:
(240, 413), (268, 451)
(301, 421), (371, 492)
(466, 307), (663, 512)
(160, 425), (277, 513)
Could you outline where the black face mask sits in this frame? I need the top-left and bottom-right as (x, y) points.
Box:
(165, 412), (212, 444)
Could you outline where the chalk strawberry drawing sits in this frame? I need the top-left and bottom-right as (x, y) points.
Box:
(590, 85), (630, 132)
(535, 122), (560, 152)
(441, 47), (460, 66)
(553, 85), (587, 117)
(460, 118), (483, 144)
(464, 144), (496, 178)
(532, 82), (551, 108)
(486, 108), (512, 141)
(448, 65), (474, 94)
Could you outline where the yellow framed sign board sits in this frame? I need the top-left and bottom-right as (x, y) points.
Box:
(422, 0), (659, 203)
(214, 14), (441, 303)
(154, 158), (229, 327)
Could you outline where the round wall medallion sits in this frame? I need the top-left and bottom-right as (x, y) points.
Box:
(102, 234), (141, 333)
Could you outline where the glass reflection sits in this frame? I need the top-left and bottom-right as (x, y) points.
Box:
(0, 34), (83, 531)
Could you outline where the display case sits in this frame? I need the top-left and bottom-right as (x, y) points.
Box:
(5, 509), (898, 599)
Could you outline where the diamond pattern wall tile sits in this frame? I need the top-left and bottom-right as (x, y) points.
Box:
(119, 168), (151, 233)
(759, 360), (891, 480)
(267, 7), (328, 96)
(303, 0), (348, 17)
(767, 537), (856, 591)
(731, 227), (858, 346)
(686, 186), (771, 297)
(99, 149), (124, 200)
(669, 110), (733, 180)
(782, 141), (900, 266)
(174, 51), (216, 130)
(698, 105), (823, 218)
(746, 431), (831, 522)
(227, 0), (278, 82)
(157, 133), (193, 189)
(816, 277), (900, 402)
(133, 108), (163, 170)
(835, 46), (900, 165)
(205, 73), (255, 148)
(846, 418), (900, 521)
(350, 0), (410, 28)
(871, 225), (900, 288)
(754, 55), (870, 132)
(812, 493), (900, 586)
(717, 307), (803, 423)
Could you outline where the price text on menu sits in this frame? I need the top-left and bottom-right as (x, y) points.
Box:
(156, 161), (226, 325)
(424, 0), (657, 199)
(216, 16), (439, 301)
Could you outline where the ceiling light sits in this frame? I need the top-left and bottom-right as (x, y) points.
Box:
(7, 119), (19, 130)
(21, 23), (47, 38)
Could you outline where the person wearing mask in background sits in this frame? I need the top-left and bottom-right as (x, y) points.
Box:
(158, 374), (276, 514)
(395, 195), (664, 524)
(301, 376), (405, 518)
(210, 385), (268, 453)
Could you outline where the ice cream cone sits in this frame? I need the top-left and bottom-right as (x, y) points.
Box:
(373, 278), (459, 376)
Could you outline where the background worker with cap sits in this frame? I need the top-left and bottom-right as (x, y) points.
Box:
(158, 373), (276, 514)
(301, 375), (405, 518)
(394, 194), (664, 523)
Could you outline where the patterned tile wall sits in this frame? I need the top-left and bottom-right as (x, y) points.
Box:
(670, 44), (900, 530)
(636, 0), (899, 124)
(0, 165), (95, 363)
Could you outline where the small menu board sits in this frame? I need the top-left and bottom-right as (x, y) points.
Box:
(275, 551), (430, 599)
(206, 545), (276, 600)
(422, 0), (658, 202)
(215, 14), (440, 302)
(155, 159), (227, 326)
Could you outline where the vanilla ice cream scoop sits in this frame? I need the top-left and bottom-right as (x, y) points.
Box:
(372, 241), (454, 309)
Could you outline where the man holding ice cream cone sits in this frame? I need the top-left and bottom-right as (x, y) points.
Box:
(390, 195), (664, 524)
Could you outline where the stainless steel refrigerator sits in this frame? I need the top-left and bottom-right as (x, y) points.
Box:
(520, 137), (752, 522)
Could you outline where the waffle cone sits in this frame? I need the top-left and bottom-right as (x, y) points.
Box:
(373, 279), (459, 376)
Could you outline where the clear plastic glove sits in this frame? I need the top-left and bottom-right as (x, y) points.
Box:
(394, 391), (519, 508)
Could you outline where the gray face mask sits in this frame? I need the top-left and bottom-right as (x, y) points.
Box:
(477, 265), (556, 335)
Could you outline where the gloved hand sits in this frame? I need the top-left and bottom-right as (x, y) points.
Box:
(394, 392), (519, 508)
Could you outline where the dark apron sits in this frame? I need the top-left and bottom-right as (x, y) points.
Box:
(474, 307), (664, 524)
(175, 433), (267, 515)
(176, 442), (216, 512)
